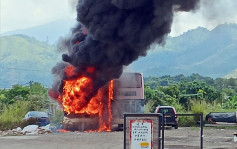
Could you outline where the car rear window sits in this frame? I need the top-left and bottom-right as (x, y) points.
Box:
(26, 111), (48, 118)
(158, 108), (174, 114)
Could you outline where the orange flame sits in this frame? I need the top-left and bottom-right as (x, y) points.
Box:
(60, 65), (113, 132)
(57, 129), (70, 133)
(87, 67), (95, 73)
(62, 76), (96, 115)
(109, 80), (114, 101)
(64, 65), (77, 78)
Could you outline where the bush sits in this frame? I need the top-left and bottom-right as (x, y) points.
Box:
(172, 103), (184, 113)
(50, 109), (64, 128)
(27, 94), (50, 111)
(144, 100), (157, 113)
(178, 114), (196, 127)
(191, 100), (223, 113)
(0, 100), (30, 130)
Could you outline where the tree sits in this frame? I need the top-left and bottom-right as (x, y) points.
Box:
(30, 82), (48, 95)
(223, 95), (237, 109)
(0, 85), (30, 105)
(158, 85), (179, 99)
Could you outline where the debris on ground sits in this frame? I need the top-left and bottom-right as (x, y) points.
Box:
(0, 124), (53, 136)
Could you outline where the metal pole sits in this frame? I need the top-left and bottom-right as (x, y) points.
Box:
(162, 113), (164, 149)
(124, 114), (126, 149)
(158, 116), (161, 149)
(200, 114), (203, 149)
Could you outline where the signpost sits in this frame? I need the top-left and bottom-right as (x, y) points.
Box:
(130, 120), (152, 149)
(124, 114), (162, 149)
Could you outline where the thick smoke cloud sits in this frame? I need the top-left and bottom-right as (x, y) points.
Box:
(50, 0), (200, 106)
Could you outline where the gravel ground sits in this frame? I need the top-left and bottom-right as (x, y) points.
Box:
(164, 127), (237, 149)
(0, 127), (236, 149)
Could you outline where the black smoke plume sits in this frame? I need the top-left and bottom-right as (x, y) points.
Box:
(49, 0), (200, 109)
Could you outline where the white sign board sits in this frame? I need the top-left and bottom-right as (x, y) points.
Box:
(130, 120), (153, 149)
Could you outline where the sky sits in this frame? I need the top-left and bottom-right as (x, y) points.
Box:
(1, 0), (237, 36)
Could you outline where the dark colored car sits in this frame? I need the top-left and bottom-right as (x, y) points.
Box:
(22, 111), (50, 127)
(155, 106), (178, 129)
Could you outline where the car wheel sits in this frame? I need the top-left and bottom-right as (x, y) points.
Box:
(174, 125), (178, 129)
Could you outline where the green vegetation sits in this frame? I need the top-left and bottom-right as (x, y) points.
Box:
(50, 109), (64, 127)
(1, 73), (237, 130)
(0, 82), (57, 130)
(0, 100), (30, 130)
(0, 35), (59, 88)
(132, 24), (237, 78)
(144, 74), (237, 126)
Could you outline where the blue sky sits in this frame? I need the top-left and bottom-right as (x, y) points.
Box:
(1, 0), (237, 36)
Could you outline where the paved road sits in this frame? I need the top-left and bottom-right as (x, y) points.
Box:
(0, 132), (123, 149)
(0, 127), (236, 149)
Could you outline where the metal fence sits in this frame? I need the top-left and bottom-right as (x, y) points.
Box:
(124, 113), (204, 149)
(175, 114), (203, 149)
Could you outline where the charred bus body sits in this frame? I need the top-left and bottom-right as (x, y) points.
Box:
(112, 72), (145, 128)
(62, 72), (145, 131)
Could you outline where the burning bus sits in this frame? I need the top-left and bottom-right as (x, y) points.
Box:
(49, 0), (200, 132)
(61, 72), (144, 131)
(112, 72), (144, 128)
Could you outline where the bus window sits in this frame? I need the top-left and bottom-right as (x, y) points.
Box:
(113, 72), (144, 100)
(118, 73), (142, 88)
(118, 91), (136, 96)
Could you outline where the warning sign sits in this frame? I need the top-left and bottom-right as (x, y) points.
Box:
(130, 120), (153, 149)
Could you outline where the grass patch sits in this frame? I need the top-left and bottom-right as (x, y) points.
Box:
(0, 100), (30, 130)
(50, 109), (64, 128)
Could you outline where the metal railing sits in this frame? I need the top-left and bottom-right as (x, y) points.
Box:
(161, 113), (203, 149)
(123, 113), (204, 149)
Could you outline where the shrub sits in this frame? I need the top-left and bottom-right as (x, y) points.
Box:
(178, 114), (196, 127)
(144, 100), (157, 113)
(0, 100), (30, 130)
(50, 109), (64, 128)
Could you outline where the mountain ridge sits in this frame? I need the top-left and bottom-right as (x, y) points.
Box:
(1, 18), (76, 45)
(131, 23), (237, 78)
(1, 23), (237, 88)
(0, 34), (59, 88)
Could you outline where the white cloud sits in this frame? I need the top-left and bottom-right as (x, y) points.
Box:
(1, 0), (237, 35)
(170, 0), (237, 36)
(0, 0), (76, 33)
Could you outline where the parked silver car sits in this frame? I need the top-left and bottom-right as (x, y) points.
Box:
(22, 111), (50, 127)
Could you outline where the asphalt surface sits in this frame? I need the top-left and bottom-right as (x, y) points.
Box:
(0, 127), (237, 149)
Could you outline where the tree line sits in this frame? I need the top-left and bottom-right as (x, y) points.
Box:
(0, 73), (236, 129)
(144, 73), (237, 114)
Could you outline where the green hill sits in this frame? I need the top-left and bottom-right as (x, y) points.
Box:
(0, 35), (59, 88)
(131, 23), (237, 78)
(1, 23), (237, 88)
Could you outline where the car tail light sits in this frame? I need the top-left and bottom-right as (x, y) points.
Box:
(172, 107), (177, 114)
(157, 109), (160, 113)
(172, 107), (177, 117)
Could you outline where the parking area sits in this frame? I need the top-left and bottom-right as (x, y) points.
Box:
(0, 127), (236, 149)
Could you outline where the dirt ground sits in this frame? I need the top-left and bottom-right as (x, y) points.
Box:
(0, 127), (236, 149)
